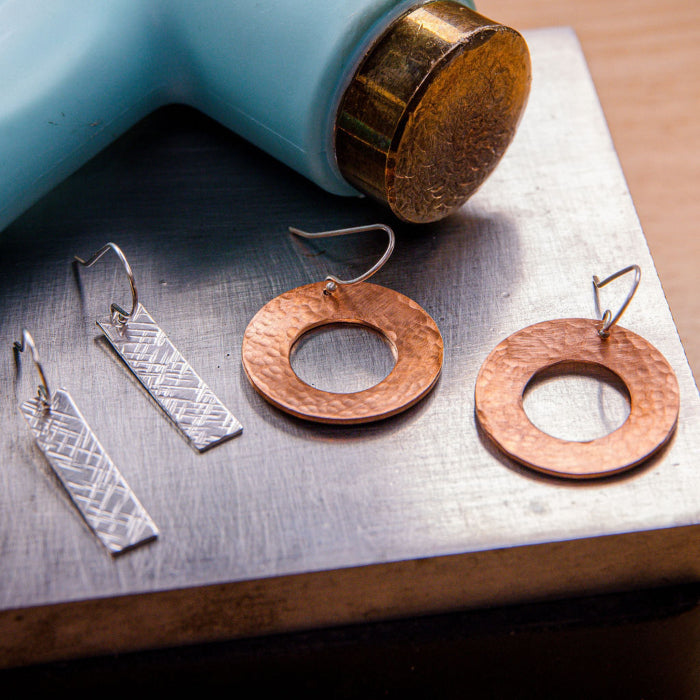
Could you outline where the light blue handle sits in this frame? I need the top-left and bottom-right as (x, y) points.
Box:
(0, 0), (474, 233)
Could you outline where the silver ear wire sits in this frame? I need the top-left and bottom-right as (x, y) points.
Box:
(74, 242), (139, 325)
(13, 329), (51, 405)
(289, 223), (395, 294)
(593, 264), (641, 338)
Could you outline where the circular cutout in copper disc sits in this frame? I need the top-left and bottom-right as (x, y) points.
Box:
(474, 318), (680, 478)
(242, 281), (443, 424)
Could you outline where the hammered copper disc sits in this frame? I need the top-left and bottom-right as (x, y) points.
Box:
(474, 318), (680, 478)
(242, 281), (443, 424)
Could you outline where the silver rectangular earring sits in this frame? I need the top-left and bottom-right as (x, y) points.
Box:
(74, 242), (242, 452)
(14, 330), (158, 555)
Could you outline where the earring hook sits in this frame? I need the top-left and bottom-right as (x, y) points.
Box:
(74, 242), (139, 325)
(289, 224), (395, 294)
(592, 264), (641, 338)
(13, 330), (51, 405)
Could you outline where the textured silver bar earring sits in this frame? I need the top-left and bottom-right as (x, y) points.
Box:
(14, 330), (158, 555)
(74, 242), (242, 452)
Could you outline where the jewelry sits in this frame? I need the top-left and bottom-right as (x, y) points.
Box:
(474, 265), (680, 479)
(14, 330), (158, 554)
(242, 224), (443, 424)
(74, 243), (242, 451)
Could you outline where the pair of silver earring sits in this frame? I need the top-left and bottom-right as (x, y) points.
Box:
(15, 242), (242, 554)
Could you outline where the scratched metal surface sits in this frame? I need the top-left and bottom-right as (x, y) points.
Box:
(1, 28), (699, 611)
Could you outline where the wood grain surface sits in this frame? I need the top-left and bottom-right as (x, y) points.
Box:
(479, 0), (700, 378)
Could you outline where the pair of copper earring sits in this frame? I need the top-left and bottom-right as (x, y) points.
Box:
(244, 232), (679, 480)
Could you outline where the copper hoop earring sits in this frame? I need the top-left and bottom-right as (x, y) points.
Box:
(475, 265), (680, 479)
(242, 224), (443, 424)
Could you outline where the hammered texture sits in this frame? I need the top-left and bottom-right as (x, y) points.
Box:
(242, 281), (443, 424)
(20, 389), (158, 554)
(392, 26), (531, 222)
(475, 318), (680, 478)
(335, 2), (531, 223)
(98, 304), (242, 451)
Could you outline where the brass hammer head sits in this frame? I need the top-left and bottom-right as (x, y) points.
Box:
(335, 1), (531, 223)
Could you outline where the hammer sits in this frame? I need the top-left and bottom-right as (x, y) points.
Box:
(0, 0), (529, 231)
